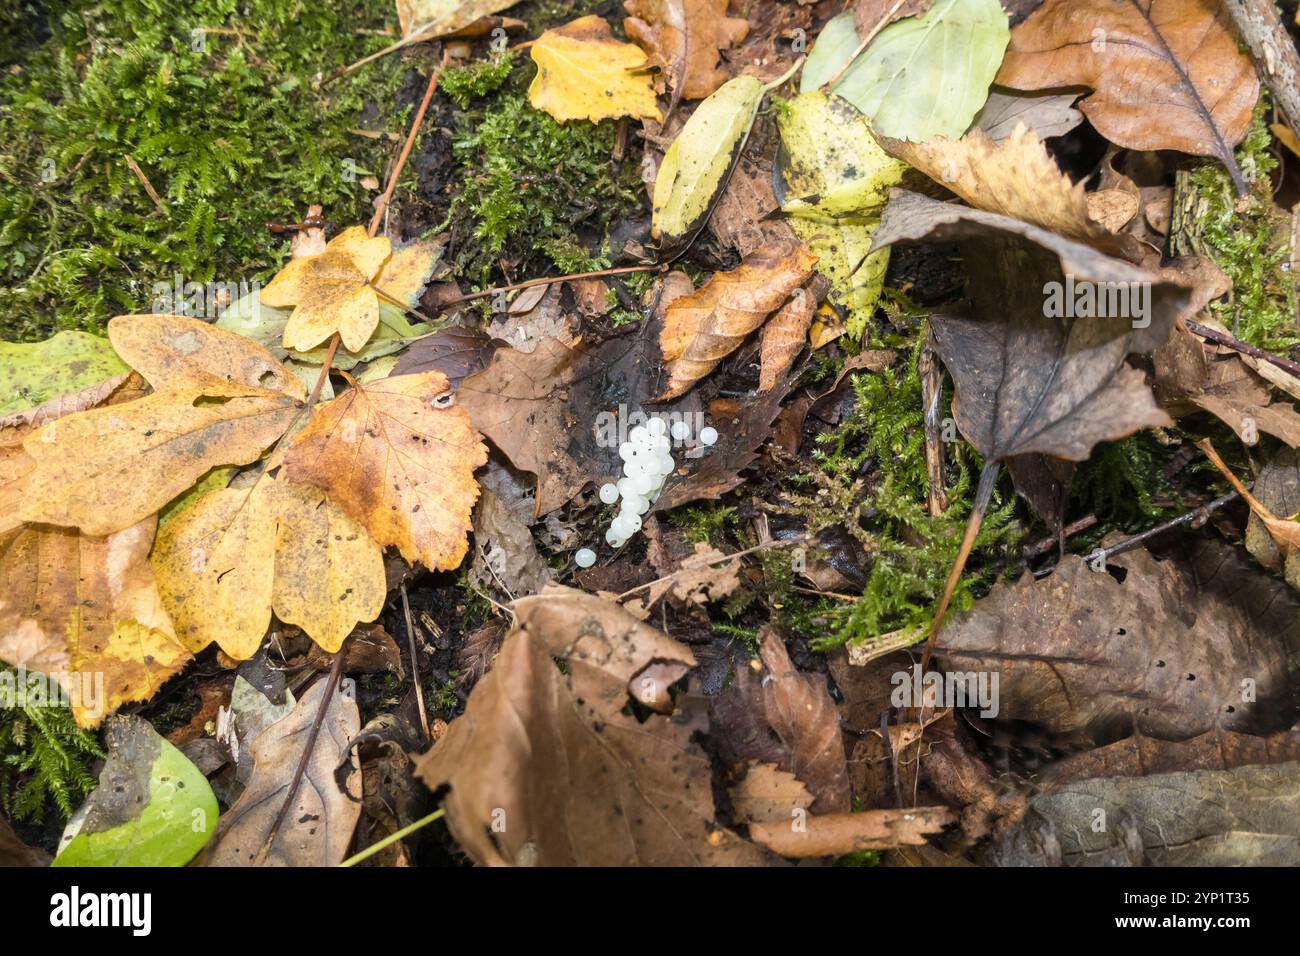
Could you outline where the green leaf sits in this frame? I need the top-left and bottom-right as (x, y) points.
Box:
(53, 715), (218, 867)
(652, 75), (768, 258)
(775, 92), (907, 338)
(0, 331), (129, 417)
(803, 0), (1009, 141)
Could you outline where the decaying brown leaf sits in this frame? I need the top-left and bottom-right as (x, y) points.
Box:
(711, 628), (850, 813)
(458, 277), (703, 517)
(1040, 727), (1300, 786)
(414, 587), (765, 865)
(972, 86), (1083, 143)
(470, 487), (552, 598)
(657, 240), (818, 400)
(624, 0), (750, 104)
(202, 675), (362, 866)
(986, 761), (1300, 866)
(853, 0), (932, 34)
(0, 516), (191, 728)
(749, 806), (954, 857)
(728, 762), (814, 824)
(996, 0), (1259, 193)
(283, 371), (488, 572)
(759, 274), (829, 392)
(935, 536), (1300, 740)
(1244, 446), (1300, 589)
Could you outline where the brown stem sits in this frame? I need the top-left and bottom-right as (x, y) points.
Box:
(400, 582), (431, 744)
(920, 461), (999, 672)
(820, 0), (908, 91)
(1184, 318), (1300, 379)
(919, 338), (949, 517)
(439, 263), (664, 309)
(254, 648), (345, 865)
(369, 55), (447, 238)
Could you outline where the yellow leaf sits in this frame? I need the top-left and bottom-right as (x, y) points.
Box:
(528, 16), (661, 123)
(283, 372), (488, 572)
(260, 226), (393, 353)
(775, 92), (905, 338)
(395, 0), (519, 41)
(19, 388), (301, 537)
(0, 516), (192, 728)
(108, 314), (306, 399)
(152, 475), (385, 659)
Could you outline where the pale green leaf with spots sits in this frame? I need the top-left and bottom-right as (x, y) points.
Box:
(0, 331), (128, 418)
(53, 715), (218, 867)
(775, 92), (906, 338)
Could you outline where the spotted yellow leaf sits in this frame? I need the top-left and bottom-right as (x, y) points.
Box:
(529, 15), (661, 123)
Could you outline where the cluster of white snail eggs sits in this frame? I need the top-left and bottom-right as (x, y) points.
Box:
(573, 417), (718, 568)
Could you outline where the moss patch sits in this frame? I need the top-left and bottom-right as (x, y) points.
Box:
(0, 0), (409, 341)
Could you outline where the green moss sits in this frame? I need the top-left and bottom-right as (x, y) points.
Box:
(669, 504), (739, 545)
(1172, 99), (1297, 352)
(445, 74), (644, 286)
(777, 339), (1022, 650)
(0, 669), (103, 824)
(0, 0), (409, 341)
(439, 52), (514, 109)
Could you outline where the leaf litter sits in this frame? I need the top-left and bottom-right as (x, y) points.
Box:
(4, 0), (1300, 872)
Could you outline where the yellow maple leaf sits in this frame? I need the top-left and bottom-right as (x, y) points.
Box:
(260, 226), (393, 354)
(152, 475), (386, 659)
(18, 316), (304, 537)
(283, 371), (488, 572)
(528, 15), (662, 123)
(0, 516), (192, 728)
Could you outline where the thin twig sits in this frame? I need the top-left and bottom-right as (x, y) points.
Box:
(820, 0), (907, 91)
(1185, 318), (1300, 379)
(123, 154), (167, 215)
(400, 582), (431, 744)
(439, 264), (664, 308)
(1078, 487), (1246, 570)
(369, 55), (447, 238)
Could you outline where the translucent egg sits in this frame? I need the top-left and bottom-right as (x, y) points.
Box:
(631, 473), (653, 496)
(670, 420), (691, 441)
(650, 434), (671, 454)
(624, 458), (647, 479)
(617, 477), (636, 498)
(647, 417), (667, 436)
(621, 511), (642, 532)
(699, 426), (718, 446)
(618, 441), (636, 462)
(624, 494), (650, 515)
(605, 527), (625, 547)
(598, 483), (619, 504)
(575, 548), (597, 568)
(629, 425), (650, 445)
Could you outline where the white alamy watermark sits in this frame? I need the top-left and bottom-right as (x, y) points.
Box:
(50, 887), (151, 936)
(1043, 274), (1150, 329)
(151, 273), (260, 320)
(1, 666), (105, 721)
(890, 664), (999, 718)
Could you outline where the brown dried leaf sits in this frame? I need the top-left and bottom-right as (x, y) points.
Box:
(996, 0), (1259, 193)
(853, 0), (932, 33)
(711, 628), (850, 813)
(972, 86), (1083, 143)
(749, 807), (953, 857)
(202, 675), (362, 866)
(390, 325), (495, 386)
(729, 762), (814, 825)
(658, 240), (818, 400)
(758, 275), (829, 392)
(624, 0), (750, 103)
(1040, 727), (1300, 786)
(874, 190), (1189, 462)
(470, 487), (552, 598)
(283, 371), (488, 572)
(935, 537), (1300, 740)
(414, 587), (764, 865)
